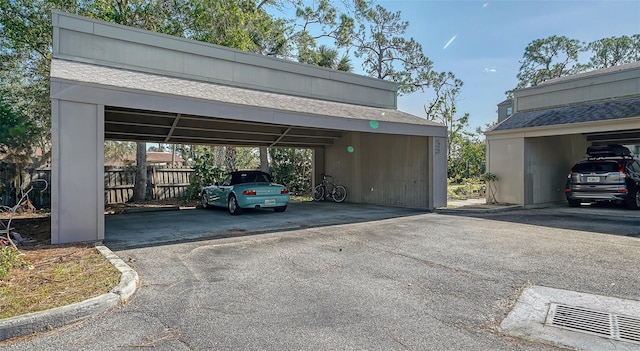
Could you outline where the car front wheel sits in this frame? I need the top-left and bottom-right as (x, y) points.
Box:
(201, 193), (209, 209)
(228, 194), (243, 215)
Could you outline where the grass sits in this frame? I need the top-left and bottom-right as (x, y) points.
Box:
(0, 244), (120, 319)
(447, 181), (486, 200)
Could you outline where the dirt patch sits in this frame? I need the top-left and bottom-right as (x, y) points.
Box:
(1, 212), (51, 245)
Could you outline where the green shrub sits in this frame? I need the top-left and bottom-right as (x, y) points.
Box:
(446, 177), (486, 200)
(269, 148), (312, 196)
(185, 148), (227, 200)
(0, 246), (29, 280)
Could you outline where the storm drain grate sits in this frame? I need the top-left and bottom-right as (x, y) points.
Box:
(545, 303), (640, 344)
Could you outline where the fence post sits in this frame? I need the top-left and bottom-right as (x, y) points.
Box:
(151, 166), (157, 200)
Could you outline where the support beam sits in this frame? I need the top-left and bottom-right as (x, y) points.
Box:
(164, 113), (181, 142)
(269, 126), (293, 148)
(51, 100), (104, 244)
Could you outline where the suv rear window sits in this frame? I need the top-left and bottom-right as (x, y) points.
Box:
(572, 161), (619, 173)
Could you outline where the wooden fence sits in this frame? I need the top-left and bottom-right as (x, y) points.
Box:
(105, 167), (194, 204)
(1, 166), (195, 207)
(0, 168), (51, 208)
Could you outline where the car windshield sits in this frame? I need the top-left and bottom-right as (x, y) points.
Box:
(572, 161), (619, 173)
(230, 172), (272, 185)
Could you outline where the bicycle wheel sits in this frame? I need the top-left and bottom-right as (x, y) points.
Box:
(312, 185), (325, 201)
(331, 185), (347, 203)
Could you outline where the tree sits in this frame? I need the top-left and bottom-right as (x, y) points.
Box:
(0, 99), (39, 205)
(291, 0), (354, 63)
(350, 2), (435, 94)
(515, 35), (586, 89)
(0, 99), (37, 164)
(587, 35), (640, 69)
(0, 0), (84, 168)
(133, 142), (147, 201)
(423, 73), (477, 180)
(259, 147), (269, 173)
(1, 0), (291, 200)
(269, 148), (312, 195)
(449, 136), (485, 182)
(104, 141), (136, 165)
(175, 0), (288, 56)
(300, 44), (352, 71)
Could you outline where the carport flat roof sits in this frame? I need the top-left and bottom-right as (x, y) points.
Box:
(51, 59), (445, 147)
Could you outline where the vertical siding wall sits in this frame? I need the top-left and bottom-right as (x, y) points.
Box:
(525, 135), (589, 204)
(486, 138), (525, 205)
(325, 132), (430, 208)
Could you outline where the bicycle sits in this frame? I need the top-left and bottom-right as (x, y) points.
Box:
(312, 174), (347, 203)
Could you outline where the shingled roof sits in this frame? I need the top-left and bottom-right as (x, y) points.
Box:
(490, 96), (640, 132)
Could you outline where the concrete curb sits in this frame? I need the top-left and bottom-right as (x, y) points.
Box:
(0, 243), (139, 341)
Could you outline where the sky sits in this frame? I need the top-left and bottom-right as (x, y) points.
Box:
(341, 0), (640, 132)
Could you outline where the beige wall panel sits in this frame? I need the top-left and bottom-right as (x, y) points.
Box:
(515, 69), (640, 111)
(183, 54), (234, 82)
(52, 100), (104, 244)
(324, 133), (356, 200)
(525, 135), (589, 204)
(325, 132), (429, 208)
(487, 138), (524, 205)
(233, 65), (312, 94)
(53, 12), (399, 108)
(310, 78), (394, 108)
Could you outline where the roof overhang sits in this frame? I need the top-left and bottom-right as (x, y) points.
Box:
(51, 59), (446, 148)
(487, 97), (640, 143)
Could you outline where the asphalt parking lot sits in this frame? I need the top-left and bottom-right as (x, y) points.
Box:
(103, 201), (427, 249)
(4, 204), (640, 350)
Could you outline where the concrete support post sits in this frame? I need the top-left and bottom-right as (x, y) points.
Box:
(51, 100), (104, 244)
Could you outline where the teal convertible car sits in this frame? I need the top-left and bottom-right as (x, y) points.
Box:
(201, 171), (290, 215)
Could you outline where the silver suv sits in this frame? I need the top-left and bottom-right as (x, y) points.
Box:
(565, 145), (640, 209)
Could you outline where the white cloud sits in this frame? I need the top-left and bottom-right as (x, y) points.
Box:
(483, 67), (497, 73)
(443, 34), (458, 50)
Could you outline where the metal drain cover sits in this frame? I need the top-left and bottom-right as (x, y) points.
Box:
(546, 303), (640, 344)
(500, 286), (640, 351)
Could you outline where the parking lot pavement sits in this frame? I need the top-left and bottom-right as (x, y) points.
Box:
(4, 208), (640, 351)
(103, 201), (426, 249)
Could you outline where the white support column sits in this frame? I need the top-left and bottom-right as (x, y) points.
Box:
(429, 136), (447, 209)
(51, 100), (104, 244)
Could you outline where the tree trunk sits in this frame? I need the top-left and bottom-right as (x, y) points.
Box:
(225, 147), (237, 172)
(133, 142), (147, 202)
(214, 146), (224, 168)
(259, 147), (269, 172)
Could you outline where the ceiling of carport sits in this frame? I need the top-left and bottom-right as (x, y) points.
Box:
(105, 107), (343, 148)
(584, 129), (640, 145)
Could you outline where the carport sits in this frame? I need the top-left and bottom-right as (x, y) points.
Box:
(49, 12), (447, 244)
(486, 62), (640, 205)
